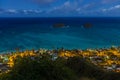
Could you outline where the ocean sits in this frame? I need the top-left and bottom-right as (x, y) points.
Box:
(0, 17), (120, 53)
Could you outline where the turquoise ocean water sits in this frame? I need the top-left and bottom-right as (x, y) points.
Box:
(0, 17), (120, 53)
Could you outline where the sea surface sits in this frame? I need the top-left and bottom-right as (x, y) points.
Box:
(0, 17), (120, 53)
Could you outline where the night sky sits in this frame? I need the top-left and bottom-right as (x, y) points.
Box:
(0, 0), (120, 17)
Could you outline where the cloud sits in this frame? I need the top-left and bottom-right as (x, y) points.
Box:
(110, 5), (120, 10)
(100, 5), (120, 16)
(5, 9), (18, 14)
(46, 1), (79, 14)
(54, 1), (72, 9)
(0, 9), (4, 13)
(45, 1), (100, 16)
(0, 9), (43, 15)
(19, 10), (43, 14)
(102, 0), (120, 4)
(31, 0), (56, 4)
(102, 5), (120, 12)
(76, 3), (95, 12)
(0, 9), (18, 14)
(0, 0), (120, 17)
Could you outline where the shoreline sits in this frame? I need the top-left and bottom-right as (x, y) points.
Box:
(0, 45), (117, 54)
(0, 46), (120, 73)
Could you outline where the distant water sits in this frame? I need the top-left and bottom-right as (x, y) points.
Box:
(0, 17), (120, 53)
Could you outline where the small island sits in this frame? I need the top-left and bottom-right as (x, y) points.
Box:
(53, 23), (66, 28)
(83, 23), (93, 28)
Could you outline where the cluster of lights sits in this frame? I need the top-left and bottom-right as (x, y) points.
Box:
(1, 46), (120, 73)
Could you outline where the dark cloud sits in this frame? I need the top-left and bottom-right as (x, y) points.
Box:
(31, 0), (56, 4)
(0, 9), (4, 13)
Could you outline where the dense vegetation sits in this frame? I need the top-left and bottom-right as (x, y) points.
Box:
(0, 53), (120, 80)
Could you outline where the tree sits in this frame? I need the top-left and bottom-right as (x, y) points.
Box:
(0, 55), (78, 80)
(66, 56), (106, 80)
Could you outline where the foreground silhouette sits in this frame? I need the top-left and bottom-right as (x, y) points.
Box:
(0, 53), (120, 80)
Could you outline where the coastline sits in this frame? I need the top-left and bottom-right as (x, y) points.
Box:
(1, 46), (120, 73)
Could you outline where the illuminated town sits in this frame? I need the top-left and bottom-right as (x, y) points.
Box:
(1, 46), (120, 74)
